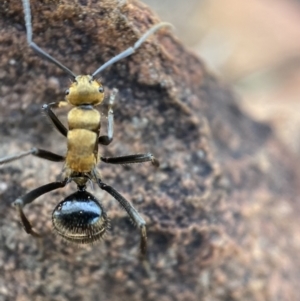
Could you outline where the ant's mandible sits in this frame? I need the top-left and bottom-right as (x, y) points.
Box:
(0, 0), (171, 257)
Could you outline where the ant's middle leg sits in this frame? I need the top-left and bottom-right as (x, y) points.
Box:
(14, 180), (69, 237)
(0, 148), (65, 165)
(101, 153), (159, 167)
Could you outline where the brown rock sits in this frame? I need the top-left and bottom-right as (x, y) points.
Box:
(0, 1), (299, 301)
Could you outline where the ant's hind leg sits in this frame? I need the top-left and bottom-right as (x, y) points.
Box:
(14, 180), (68, 237)
(101, 153), (159, 167)
(96, 179), (148, 257)
(99, 88), (118, 146)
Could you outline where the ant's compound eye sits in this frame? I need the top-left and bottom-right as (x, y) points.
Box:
(52, 191), (108, 244)
(98, 86), (104, 93)
(65, 89), (70, 95)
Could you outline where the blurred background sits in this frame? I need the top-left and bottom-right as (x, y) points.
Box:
(144, 0), (300, 156)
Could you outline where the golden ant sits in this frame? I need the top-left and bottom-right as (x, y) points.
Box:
(0, 0), (170, 257)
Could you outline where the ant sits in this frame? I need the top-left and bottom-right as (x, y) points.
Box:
(0, 0), (170, 257)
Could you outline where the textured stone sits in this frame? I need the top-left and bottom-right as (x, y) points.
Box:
(0, 1), (299, 301)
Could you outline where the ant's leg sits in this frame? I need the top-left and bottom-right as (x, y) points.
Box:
(42, 101), (68, 137)
(0, 148), (65, 165)
(96, 179), (148, 257)
(98, 89), (118, 146)
(14, 180), (68, 236)
(43, 92), (117, 146)
(101, 153), (159, 167)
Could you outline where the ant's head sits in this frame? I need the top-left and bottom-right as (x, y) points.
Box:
(65, 75), (104, 106)
(52, 190), (109, 244)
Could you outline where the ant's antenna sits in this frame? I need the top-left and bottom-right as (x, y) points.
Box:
(22, 0), (172, 79)
(92, 22), (172, 78)
(22, 0), (77, 78)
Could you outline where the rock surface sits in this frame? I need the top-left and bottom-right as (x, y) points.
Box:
(0, 1), (299, 301)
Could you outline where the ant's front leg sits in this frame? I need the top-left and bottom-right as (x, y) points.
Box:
(43, 89), (118, 146)
(42, 101), (68, 137)
(98, 88), (118, 146)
